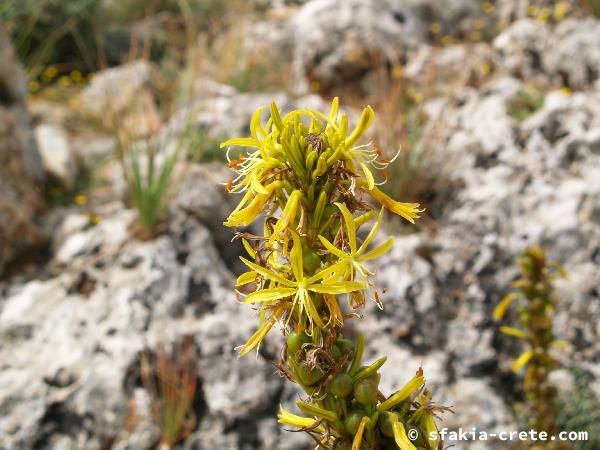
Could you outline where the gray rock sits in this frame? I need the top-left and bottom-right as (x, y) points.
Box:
(290, 0), (428, 92)
(35, 124), (77, 189)
(0, 25), (45, 276)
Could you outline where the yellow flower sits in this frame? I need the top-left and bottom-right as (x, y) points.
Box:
(224, 181), (281, 227)
(378, 368), (425, 412)
(512, 350), (533, 372)
(277, 406), (324, 432)
(239, 231), (364, 331)
(237, 304), (285, 356)
(389, 416), (417, 450)
(318, 204), (393, 282)
(493, 292), (520, 320)
(365, 185), (424, 223)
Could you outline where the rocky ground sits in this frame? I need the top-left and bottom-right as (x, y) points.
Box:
(1, 1), (599, 450)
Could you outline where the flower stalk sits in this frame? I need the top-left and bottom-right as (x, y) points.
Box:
(223, 98), (445, 449)
(494, 246), (569, 449)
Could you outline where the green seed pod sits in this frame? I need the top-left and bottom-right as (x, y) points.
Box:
(335, 337), (354, 355)
(344, 409), (366, 435)
(296, 361), (325, 385)
(378, 411), (397, 438)
(287, 331), (311, 354)
(302, 248), (321, 273)
(331, 344), (343, 361)
(353, 377), (379, 405)
(331, 373), (353, 397)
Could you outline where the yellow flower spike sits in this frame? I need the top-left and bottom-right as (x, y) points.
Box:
(500, 326), (528, 339)
(493, 292), (520, 320)
(238, 304), (285, 356)
(366, 185), (424, 223)
(278, 406), (324, 431)
(352, 416), (371, 450)
(346, 106), (375, 148)
(391, 418), (418, 450)
(512, 350), (534, 372)
(378, 369), (425, 412)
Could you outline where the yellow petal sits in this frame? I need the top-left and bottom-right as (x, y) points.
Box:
(242, 238), (256, 258)
(500, 326), (528, 339)
(392, 420), (418, 450)
(378, 369), (425, 412)
(289, 230), (304, 282)
(346, 105), (374, 148)
(323, 294), (344, 327)
(299, 289), (325, 329)
(296, 401), (338, 423)
(329, 97), (340, 123)
(271, 190), (302, 241)
(236, 271), (257, 286)
(335, 202), (357, 253)
(493, 293), (520, 320)
(239, 257), (296, 287)
(238, 305), (284, 356)
(357, 207), (384, 253)
(359, 161), (375, 190)
(243, 287), (297, 304)
(358, 237), (394, 262)
(308, 281), (364, 294)
(352, 416), (371, 450)
(367, 186), (424, 224)
(277, 406), (323, 431)
(512, 350), (533, 372)
(551, 340), (570, 349)
(220, 137), (258, 148)
(317, 235), (348, 259)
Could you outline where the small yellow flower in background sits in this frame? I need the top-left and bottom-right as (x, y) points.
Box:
(430, 22), (442, 34)
(441, 35), (457, 46)
(527, 4), (538, 17)
(536, 7), (550, 24)
(28, 80), (41, 93)
(480, 62), (492, 76)
(58, 76), (71, 88)
(74, 194), (88, 206)
(84, 212), (102, 225)
(560, 86), (571, 96)
(391, 65), (404, 79)
(309, 80), (320, 92)
(42, 66), (58, 82)
(473, 18), (486, 30)
(554, 1), (569, 21)
(469, 31), (482, 42)
(482, 1), (495, 14)
(70, 70), (83, 83)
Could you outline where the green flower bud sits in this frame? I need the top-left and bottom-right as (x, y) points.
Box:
(287, 331), (311, 354)
(353, 377), (379, 405)
(330, 373), (353, 397)
(344, 409), (366, 435)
